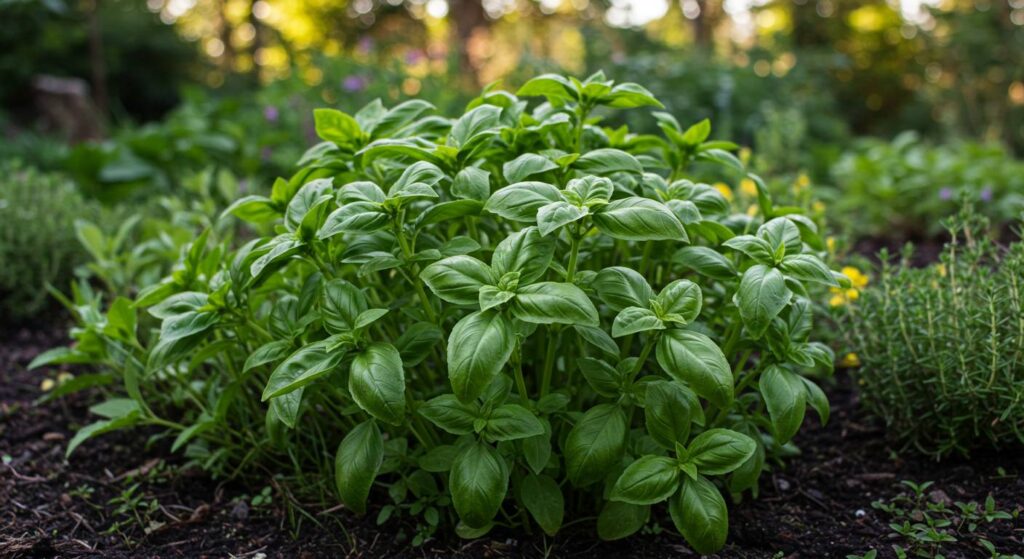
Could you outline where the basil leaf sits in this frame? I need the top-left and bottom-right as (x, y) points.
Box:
(686, 428), (756, 475)
(593, 197), (687, 241)
(564, 403), (627, 487)
(420, 255), (496, 306)
(656, 329), (733, 408)
(484, 181), (563, 222)
(536, 201), (587, 236)
(450, 442), (510, 529)
(503, 153), (558, 183)
(737, 264), (793, 339)
(573, 148), (643, 177)
(418, 394), (478, 435)
(447, 310), (515, 403)
(759, 365), (807, 443)
(334, 419), (382, 515)
(262, 340), (344, 400)
(645, 380), (698, 449)
(722, 235), (775, 264)
(452, 166), (491, 201)
(349, 343), (406, 425)
(612, 306), (665, 337)
(319, 202), (389, 238)
(656, 279), (702, 323)
(520, 474), (564, 536)
(491, 226), (555, 285)
(670, 475), (728, 555)
(321, 279), (369, 334)
(610, 455), (680, 505)
(673, 246), (737, 280)
(597, 501), (649, 541)
(779, 254), (840, 287)
(578, 357), (622, 397)
(592, 266), (655, 312)
(484, 404), (544, 442)
(511, 282), (599, 326)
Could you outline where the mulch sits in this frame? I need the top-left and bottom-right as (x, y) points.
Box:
(2, 322), (1021, 558)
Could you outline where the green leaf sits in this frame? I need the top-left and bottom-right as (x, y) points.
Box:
(656, 279), (702, 323)
(573, 148), (643, 177)
(592, 266), (654, 314)
(450, 104), (501, 148)
(484, 181), (563, 222)
(335, 420), (383, 515)
(800, 377), (830, 425)
(484, 404), (544, 441)
(610, 455), (680, 505)
(319, 202), (389, 238)
(395, 322), (442, 367)
(759, 365), (807, 443)
(478, 286), (516, 312)
(159, 311), (218, 343)
(645, 380), (698, 449)
(452, 167), (491, 201)
(269, 387), (303, 429)
(447, 310), (515, 403)
(67, 414), (140, 457)
(593, 197), (687, 241)
(262, 340), (344, 400)
(566, 175), (613, 204)
(686, 428), (756, 475)
(450, 442), (510, 529)
(522, 428), (552, 474)
(416, 200), (484, 228)
(670, 475), (728, 554)
(388, 161), (445, 200)
(780, 254), (840, 287)
(758, 217), (802, 256)
(680, 119), (711, 146)
(418, 394), (478, 435)
(516, 74), (577, 103)
(612, 306), (665, 337)
(578, 357), (622, 397)
(491, 226), (555, 284)
(285, 179), (333, 235)
(737, 264), (793, 339)
(656, 329), (733, 408)
(243, 340), (292, 373)
(574, 324), (620, 359)
(520, 474), (564, 536)
(321, 279), (369, 334)
(349, 343), (406, 425)
(603, 82), (663, 108)
(564, 403), (627, 487)
(511, 282), (599, 326)
(597, 501), (649, 541)
(314, 108), (362, 144)
(354, 308), (389, 330)
(420, 255), (496, 306)
(503, 153), (558, 183)
(673, 246), (737, 280)
(223, 194), (280, 224)
(536, 201), (587, 236)
(723, 235), (775, 264)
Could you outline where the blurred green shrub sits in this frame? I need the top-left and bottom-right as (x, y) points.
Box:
(842, 212), (1024, 458)
(829, 133), (1024, 239)
(0, 163), (98, 319)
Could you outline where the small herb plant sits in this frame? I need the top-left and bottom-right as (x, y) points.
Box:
(870, 480), (1020, 559)
(842, 210), (1024, 458)
(39, 72), (843, 553)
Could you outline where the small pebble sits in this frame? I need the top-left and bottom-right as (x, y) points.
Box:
(855, 509), (866, 518)
(777, 478), (792, 491)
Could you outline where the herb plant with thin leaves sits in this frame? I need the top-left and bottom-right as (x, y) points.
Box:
(38, 72), (844, 553)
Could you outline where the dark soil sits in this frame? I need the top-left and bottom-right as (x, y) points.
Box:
(2, 323), (1022, 558)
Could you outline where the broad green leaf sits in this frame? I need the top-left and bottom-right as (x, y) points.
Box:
(604, 82), (663, 108)
(319, 202), (389, 238)
(564, 403), (627, 487)
(388, 160), (445, 200)
(536, 201), (586, 236)
(780, 254), (840, 287)
(573, 148), (643, 177)
(758, 217), (802, 256)
(243, 340), (292, 373)
(420, 255), (496, 305)
(223, 194), (280, 223)
(612, 306), (664, 337)
(335, 420), (383, 515)
(656, 329), (733, 408)
(759, 365), (807, 443)
(450, 442), (509, 529)
(566, 175), (613, 204)
(800, 377), (830, 425)
(452, 166), (491, 201)
(610, 455), (680, 505)
(447, 310), (515, 403)
(574, 324), (620, 358)
(593, 197), (687, 241)
(737, 264), (792, 339)
(314, 108), (362, 144)
(656, 279), (702, 323)
(516, 74), (577, 103)
(578, 357), (622, 397)
(491, 226), (555, 284)
(349, 343), (406, 425)
(645, 380), (698, 449)
(503, 153), (558, 183)
(673, 246), (737, 280)
(597, 501), (649, 541)
(723, 235), (774, 264)
(686, 428), (756, 475)
(484, 181), (563, 222)
(67, 414), (140, 457)
(484, 404), (544, 442)
(511, 282), (599, 326)
(670, 475), (728, 555)
(592, 266), (654, 312)
(520, 474), (564, 536)
(395, 322), (442, 367)
(418, 394), (478, 435)
(321, 279), (369, 334)
(416, 200), (484, 228)
(478, 286), (516, 312)
(262, 340), (344, 400)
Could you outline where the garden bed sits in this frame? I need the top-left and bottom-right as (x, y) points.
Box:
(2, 322), (1021, 558)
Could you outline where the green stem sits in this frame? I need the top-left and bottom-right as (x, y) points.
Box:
(566, 234), (582, 282)
(539, 327), (560, 398)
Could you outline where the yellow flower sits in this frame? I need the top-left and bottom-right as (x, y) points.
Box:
(740, 178), (758, 197)
(829, 293), (846, 307)
(57, 372), (74, 385)
(714, 182), (734, 202)
(937, 263), (947, 278)
(739, 147), (751, 165)
(40, 378), (56, 391)
(846, 288), (859, 301)
(793, 173), (810, 194)
(746, 204), (758, 217)
(812, 201), (826, 214)
(826, 236), (836, 253)
(841, 352), (861, 367)
(841, 266), (869, 289)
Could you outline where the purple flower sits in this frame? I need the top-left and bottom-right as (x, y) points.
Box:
(357, 36), (374, 54)
(939, 187), (953, 201)
(980, 186), (993, 202)
(405, 49), (425, 65)
(261, 147), (273, 161)
(263, 105), (279, 123)
(343, 75), (368, 92)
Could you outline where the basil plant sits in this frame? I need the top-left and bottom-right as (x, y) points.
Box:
(39, 72), (846, 553)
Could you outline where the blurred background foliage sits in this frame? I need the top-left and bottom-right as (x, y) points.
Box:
(0, 0), (1023, 318)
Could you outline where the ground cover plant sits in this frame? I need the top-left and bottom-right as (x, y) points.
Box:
(36, 72), (847, 553)
(842, 210), (1024, 458)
